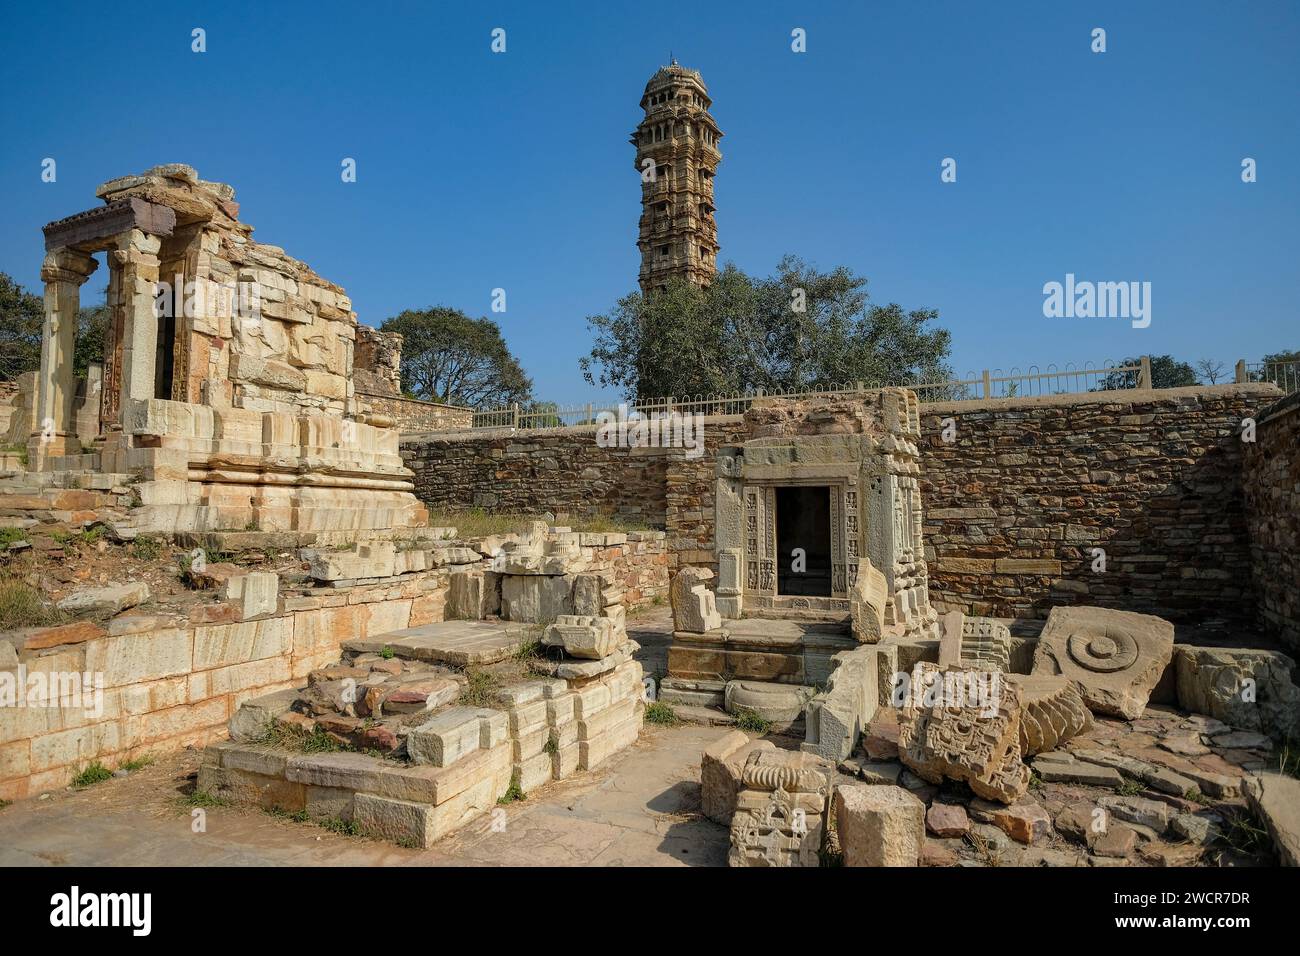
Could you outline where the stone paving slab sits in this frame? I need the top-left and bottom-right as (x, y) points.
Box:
(345, 620), (531, 665)
(0, 725), (734, 867)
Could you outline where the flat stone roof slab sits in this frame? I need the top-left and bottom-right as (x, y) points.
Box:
(346, 620), (530, 666)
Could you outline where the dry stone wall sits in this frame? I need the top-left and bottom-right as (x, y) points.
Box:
(400, 385), (1286, 628)
(920, 384), (1279, 624)
(401, 425), (682, 525)
(1243, 392), (1300, 652)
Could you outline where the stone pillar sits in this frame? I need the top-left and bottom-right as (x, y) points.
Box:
(115, 229), (163, 430)
(28, 248), (98, 465)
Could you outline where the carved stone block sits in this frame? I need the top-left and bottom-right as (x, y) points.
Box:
(1009, 674), (1093, 755)
(849, 558), (888, 644)
(670, 566), (722, 633)
(727, 749), (832, 867)
(897, 662), (1030, 804)
(1031, 606), (1174, 719)
(960, 617), (1013, 673)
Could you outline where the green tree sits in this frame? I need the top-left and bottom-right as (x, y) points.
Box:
(0, 274), (110, 383)
(1096, 354), (1198, 391)
(521, 401), (563, 428)
(379, 307), (532, 408)
(580, 256), (953, 399)
(0, 272), (44, 381)
(74, 303), (109, 379)
(1253, 349), (1299, 391)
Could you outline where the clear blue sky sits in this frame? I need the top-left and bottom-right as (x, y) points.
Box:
(2, 0), (1296, 404)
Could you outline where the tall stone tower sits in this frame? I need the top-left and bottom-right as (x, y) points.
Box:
(631, 61), (722, 294)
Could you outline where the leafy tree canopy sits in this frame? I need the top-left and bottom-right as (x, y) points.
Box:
(75, 305), (108, 380)
(1096, 354), (1198, 391)
(1254, 349), (1299, 390)
(379, 307), (532, 408)
(580, 256), (953, 400)
(0, 273), (107, 382)
(0, 272), (44, 381)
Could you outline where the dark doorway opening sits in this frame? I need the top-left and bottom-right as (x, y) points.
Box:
(154, 291), (176, 400)
(776, 485), (832, 597)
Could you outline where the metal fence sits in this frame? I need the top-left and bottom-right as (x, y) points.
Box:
(1240, 358), (1300, 395)
(470, 357), (1153, 430)
(468, 356), (1300, 431)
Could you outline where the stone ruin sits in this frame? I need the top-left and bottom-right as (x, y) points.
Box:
(6, 164), (426, 541)
(671, 390), (1299, 868)
(197, 521), (648, 845)
(0, 169), (661, 843)
(2, 179), (1297, 865)
(714, 388), (934, 627)
(698, 592), (1300, 867)
(662, 388), (937, 735)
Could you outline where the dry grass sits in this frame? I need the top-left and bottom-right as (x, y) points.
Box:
(0, 574), (64, 630)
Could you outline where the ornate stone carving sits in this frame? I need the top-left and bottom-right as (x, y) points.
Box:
(1009, 674), (1093, 755)
(1031, 606), (1175, 719)
(963, 617), (1013, 672)
(728, 749), (830, 867)
(632, 61), (722, 294)
(897, 662), (1030, 804)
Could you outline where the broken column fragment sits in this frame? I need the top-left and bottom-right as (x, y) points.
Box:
(849, 558), (888, 644)
(543, 614), (626, 660)
(728, 749), (832, 867)
(835, 784), (925, 867)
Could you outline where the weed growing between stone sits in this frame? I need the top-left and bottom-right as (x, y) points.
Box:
(497, 772), (526, 805)
(734, 708), (771, 735)
(0, 573), (64, 629)
(71, 762), (113, 788)
(644, 701), (680, 726)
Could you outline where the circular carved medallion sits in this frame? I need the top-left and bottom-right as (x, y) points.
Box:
(1067, 627), (1138, 672)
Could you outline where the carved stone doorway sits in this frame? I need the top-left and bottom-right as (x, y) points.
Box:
(776, 485), (832, 598)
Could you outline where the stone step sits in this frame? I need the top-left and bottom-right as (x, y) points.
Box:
(750, 608), (852, 625)
(667, 703), (734, 727)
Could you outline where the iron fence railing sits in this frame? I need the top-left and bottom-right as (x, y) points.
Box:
(464, 356), (1299, 432)
(469, 357), (1152, 430)
(1241, 358), (1300, 395)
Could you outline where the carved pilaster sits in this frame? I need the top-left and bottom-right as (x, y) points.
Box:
(29, 249), (98, 464)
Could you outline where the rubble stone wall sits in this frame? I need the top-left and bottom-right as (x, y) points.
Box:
(355, 391), (473, 432)
(401, 425), (681, 524)
(402, 385), (1284, 629)
(1243, 392), (1300, 652)
(920, 384), (1281, 624)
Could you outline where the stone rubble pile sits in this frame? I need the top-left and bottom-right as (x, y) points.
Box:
(706, 602), (1298, 867)
(193, 541), (649, 848)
